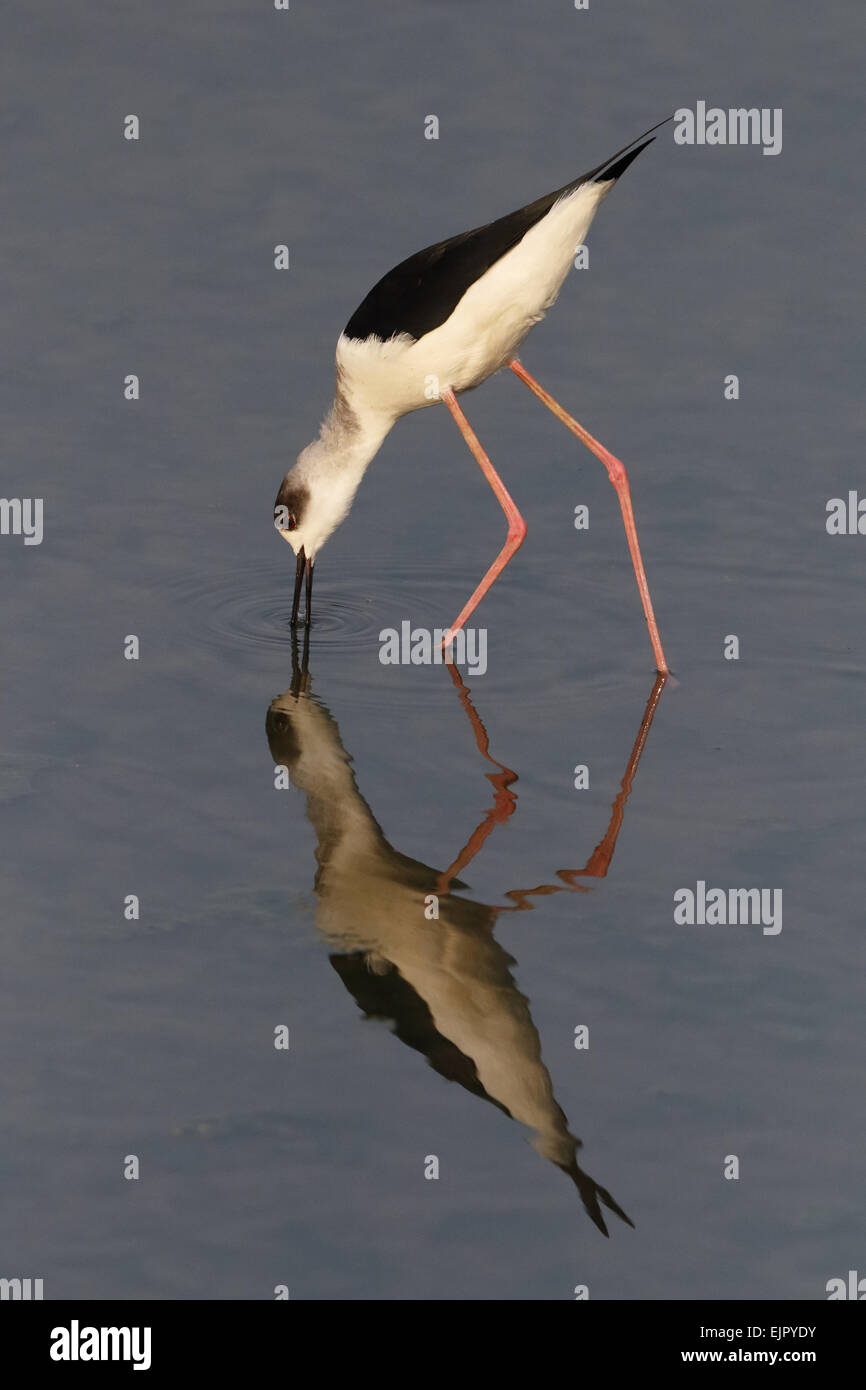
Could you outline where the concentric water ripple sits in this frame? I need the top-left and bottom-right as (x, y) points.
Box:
(158, 550), (639, 712)
(162, 554), (458, 650)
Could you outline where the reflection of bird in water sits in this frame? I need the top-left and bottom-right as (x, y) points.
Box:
(266, 641), (665, 1235)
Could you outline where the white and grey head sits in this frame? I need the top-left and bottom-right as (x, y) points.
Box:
(273, 439), (366, 564)
(274, 430), (384, 627)
(274, 378), (395, 626)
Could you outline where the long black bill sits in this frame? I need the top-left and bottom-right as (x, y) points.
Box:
(304, 554), (314, 628)
(291, 547), (305, 627)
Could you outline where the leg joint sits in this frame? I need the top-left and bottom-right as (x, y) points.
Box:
(606, 457), (628, 488)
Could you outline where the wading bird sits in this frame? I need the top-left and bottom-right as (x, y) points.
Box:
(275, 120), (670, 672)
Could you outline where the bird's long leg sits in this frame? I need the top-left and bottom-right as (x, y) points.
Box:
(509, 359), (669, 675)
(441, 386), (527, 645)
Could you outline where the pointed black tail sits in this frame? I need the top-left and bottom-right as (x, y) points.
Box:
(581, 113), (674, 186)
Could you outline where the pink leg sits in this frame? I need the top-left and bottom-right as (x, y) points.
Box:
(510, 359), (669, 675)
(440, 386), (527, 644)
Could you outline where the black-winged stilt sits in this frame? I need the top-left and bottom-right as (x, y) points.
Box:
(275, 119), (671, 673)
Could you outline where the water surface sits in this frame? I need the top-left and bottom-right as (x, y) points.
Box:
(1, 0), (863, 1299)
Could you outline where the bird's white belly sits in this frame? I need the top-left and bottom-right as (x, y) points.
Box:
(336, 178), (610, 419)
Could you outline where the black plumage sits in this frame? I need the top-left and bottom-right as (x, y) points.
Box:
(343, 123), (667, 344)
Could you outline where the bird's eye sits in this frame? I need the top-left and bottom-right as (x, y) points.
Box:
(286, 512), (297, 531)
(274, 504), (297, 532)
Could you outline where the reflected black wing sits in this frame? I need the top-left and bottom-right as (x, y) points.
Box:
(329, 952), (511, 1115)
(343, 123), (667, 343)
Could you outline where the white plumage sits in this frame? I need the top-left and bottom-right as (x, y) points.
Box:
(283, 181), (611, 561)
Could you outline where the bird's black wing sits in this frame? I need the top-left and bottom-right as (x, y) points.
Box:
(343, 121), (668, 343)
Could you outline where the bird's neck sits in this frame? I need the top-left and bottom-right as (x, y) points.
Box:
(292, 389), (394, 557)
(317, 384), (394, 475)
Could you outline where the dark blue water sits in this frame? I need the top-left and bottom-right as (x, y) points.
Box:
(1, 0), (863, 1299)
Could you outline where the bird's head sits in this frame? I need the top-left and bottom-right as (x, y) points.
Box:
(273, 469), (312, 558)
(273, 441), (364, 562)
